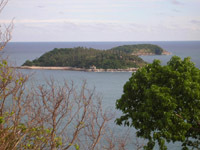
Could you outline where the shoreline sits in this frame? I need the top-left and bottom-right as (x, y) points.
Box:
(16, 66), (139, 72)
(132, 51), (172, 56)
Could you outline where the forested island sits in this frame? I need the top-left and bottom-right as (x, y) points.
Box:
(23, 44), (170, 70)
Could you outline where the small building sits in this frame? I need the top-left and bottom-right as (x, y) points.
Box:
(90, 65), (97, 71)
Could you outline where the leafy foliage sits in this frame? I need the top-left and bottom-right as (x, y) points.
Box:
(2, 58), (142, 150)
(111, 44), (164, 55)
(116, 56), (200, 150)
(22, 44), (166, 69)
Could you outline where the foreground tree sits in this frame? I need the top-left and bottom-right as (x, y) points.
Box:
(0, 0), (13, 51)
(0, 58), (145, 150)
(0, 1), (114, 149)
(116, 56), (200, 150)
(0, 59), (130, 149)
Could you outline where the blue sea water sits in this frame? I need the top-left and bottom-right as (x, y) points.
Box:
(2, 41), (200, 149)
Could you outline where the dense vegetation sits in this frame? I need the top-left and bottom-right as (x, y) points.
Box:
(116, 56), (200, 150)
(23, 44), (166, 69)
(111, 44), (164, 55)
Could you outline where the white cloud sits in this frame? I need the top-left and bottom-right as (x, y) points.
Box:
(191, 20), (200, 25)
(170, 0), (183, 5)
(0, 19), (124, 24)
(3, 0), (200, 41)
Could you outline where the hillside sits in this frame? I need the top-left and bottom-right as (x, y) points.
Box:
(110, 44), (168, 55)
(23, 44), (169, 69)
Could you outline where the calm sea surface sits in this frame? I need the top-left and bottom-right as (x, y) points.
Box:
(2, 41), (200, 149)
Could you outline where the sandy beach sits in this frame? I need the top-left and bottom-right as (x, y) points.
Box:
(16, 66), (138, 72)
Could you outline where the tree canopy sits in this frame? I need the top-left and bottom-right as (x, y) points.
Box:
(23, 47), (146, 69)
(116, 56), (200, 150)
(111, 44), (164, 55)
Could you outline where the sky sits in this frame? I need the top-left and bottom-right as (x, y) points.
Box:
(1, 0), (200, 41)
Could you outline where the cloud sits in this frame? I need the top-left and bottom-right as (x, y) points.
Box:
(170, 0), (183, 5)
(4, 0), (200, 41)
(172, 9), (180, 13)
(191, 20), (200, 25)
(37, 5), (45, 8)
(11, 17), (200, 42)
(0, 19), (122, 24)
(10, 18), (195, 32)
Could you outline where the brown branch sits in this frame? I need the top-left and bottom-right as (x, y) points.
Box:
(0, 19), (14, 51)
(0, 0), (8, 13)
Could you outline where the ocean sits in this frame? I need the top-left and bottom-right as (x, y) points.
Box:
(2, 41), (200, 149)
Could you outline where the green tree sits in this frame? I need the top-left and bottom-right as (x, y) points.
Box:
(116, 56), (200, 150)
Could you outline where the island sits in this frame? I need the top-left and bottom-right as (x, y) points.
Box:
(110, 44), (171, 55)
(22, 44), (171, 72)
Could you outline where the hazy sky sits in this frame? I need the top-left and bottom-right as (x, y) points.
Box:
(1, 0), (200, 41)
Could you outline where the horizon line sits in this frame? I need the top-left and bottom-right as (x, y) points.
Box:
(9, 40), (200, 43)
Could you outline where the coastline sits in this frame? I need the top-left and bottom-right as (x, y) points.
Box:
(132, 51), (172, 56)
(16, 66), (138, 72)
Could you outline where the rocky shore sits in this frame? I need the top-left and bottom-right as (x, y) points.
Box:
(17, 66), (138, 72)
(132, 50), (172, 56)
